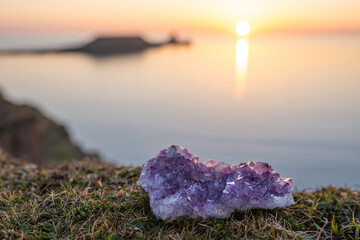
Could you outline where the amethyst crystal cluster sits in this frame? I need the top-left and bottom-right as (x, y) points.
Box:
(137, 146), (294, 220)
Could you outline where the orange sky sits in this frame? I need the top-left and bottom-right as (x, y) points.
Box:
(1, 0), (360, 35)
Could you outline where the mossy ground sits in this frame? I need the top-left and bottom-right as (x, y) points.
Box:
(0, 152), (359, 239)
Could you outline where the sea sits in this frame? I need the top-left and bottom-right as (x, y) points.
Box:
(0, 32), (359, 189)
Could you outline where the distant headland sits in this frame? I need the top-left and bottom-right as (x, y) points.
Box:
(1, 35), (191, 56)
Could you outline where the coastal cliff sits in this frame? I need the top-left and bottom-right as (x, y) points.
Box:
(0, 91), (84, 166)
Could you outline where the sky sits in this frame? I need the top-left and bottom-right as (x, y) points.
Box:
(1, 0), (360, 36)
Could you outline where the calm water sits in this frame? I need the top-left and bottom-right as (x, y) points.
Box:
(0, 34), (359, 189)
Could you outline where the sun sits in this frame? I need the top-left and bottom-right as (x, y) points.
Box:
(236, 21), (251, 36)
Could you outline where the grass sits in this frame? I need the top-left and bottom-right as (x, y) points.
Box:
(0, 151), (359, 239)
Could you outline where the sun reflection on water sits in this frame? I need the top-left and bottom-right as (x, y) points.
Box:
(234, 38), (249, 101)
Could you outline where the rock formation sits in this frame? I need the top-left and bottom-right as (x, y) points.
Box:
(1, 36), (191, 56)
(0, 90), (84, 166)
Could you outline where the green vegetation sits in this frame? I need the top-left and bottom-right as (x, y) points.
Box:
(0, 152), (359, 239)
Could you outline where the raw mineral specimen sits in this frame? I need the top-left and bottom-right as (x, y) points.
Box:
(137, 145), (294, 220)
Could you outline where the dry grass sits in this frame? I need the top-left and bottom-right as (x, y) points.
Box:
(0, 152), (359, 239)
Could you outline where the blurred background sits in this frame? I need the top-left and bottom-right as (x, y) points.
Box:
(0, 0), (359, 189)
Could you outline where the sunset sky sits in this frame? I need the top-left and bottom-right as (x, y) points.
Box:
(1, 0), (360, 35)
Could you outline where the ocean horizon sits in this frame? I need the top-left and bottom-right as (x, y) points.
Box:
(1, 33), (359, 189)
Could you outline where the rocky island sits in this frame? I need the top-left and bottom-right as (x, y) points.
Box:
(1, 35), (191, 56)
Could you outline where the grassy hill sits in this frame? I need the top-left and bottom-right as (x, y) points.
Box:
(0, 151), (359, 239)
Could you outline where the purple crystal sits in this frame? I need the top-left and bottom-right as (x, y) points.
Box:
(137, 146), (294, 220)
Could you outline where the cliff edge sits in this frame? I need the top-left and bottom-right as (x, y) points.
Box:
(0, 90), (84, 166)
